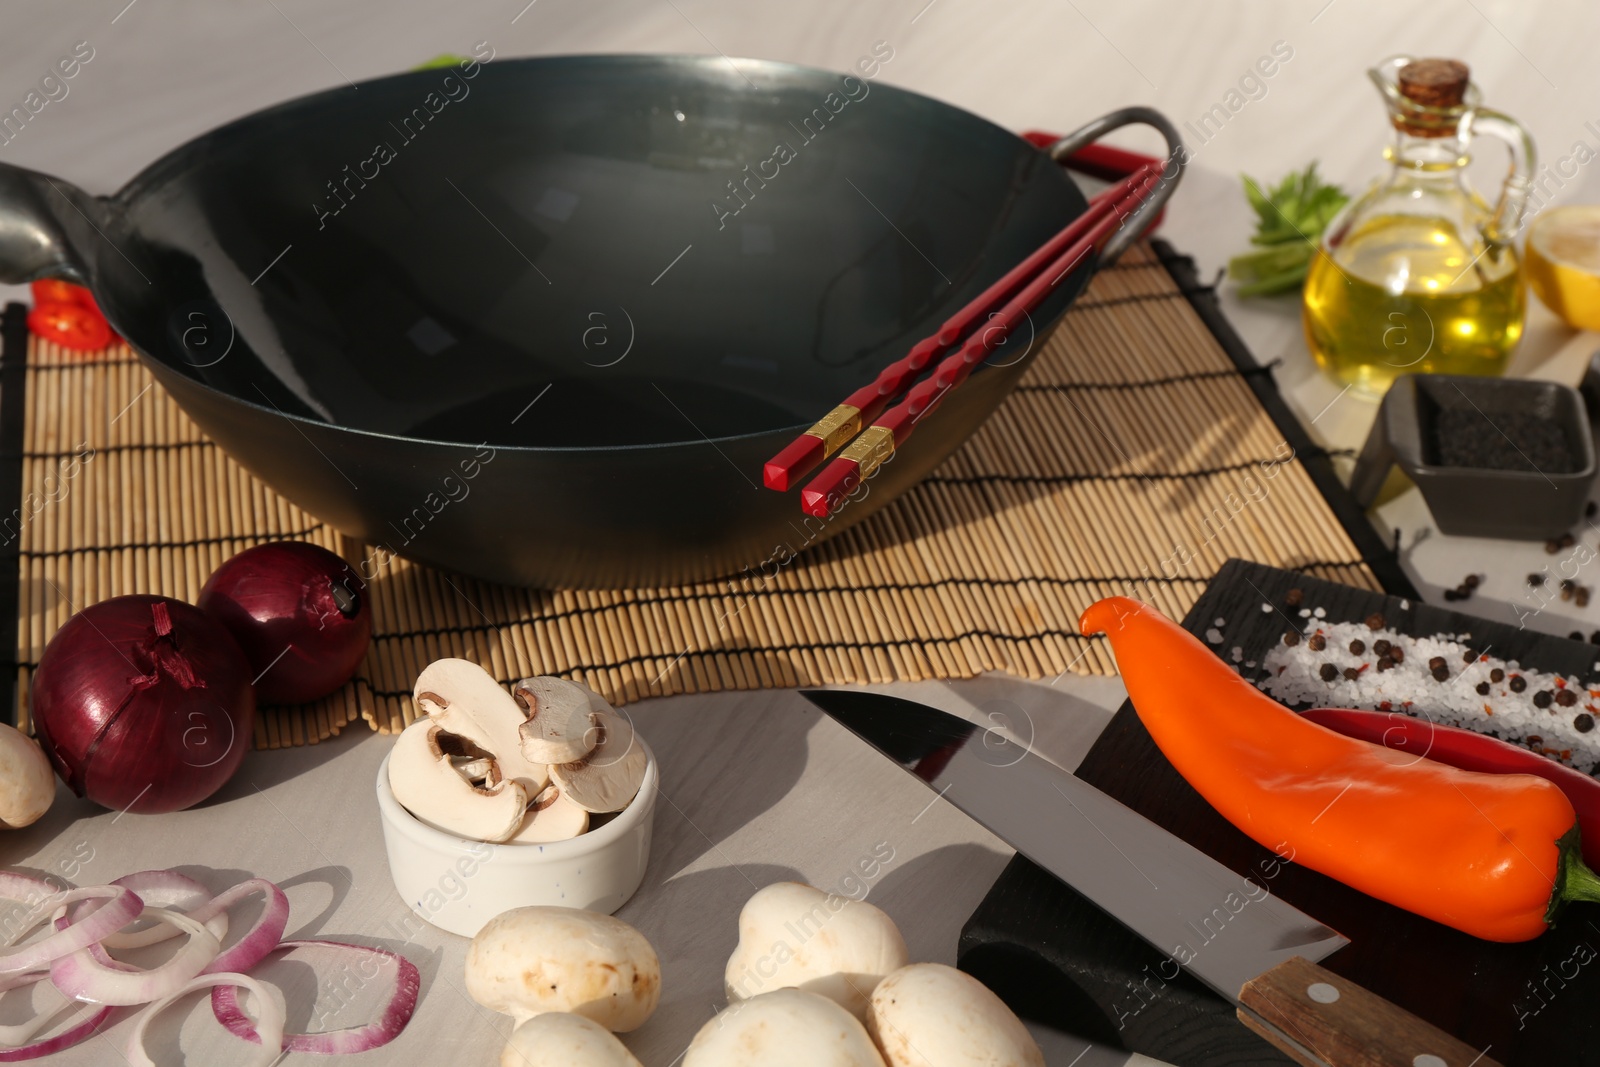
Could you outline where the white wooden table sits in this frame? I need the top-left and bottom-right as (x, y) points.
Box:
(1, 1), (1597, 1061)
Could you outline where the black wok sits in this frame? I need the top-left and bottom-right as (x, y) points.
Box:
(0, 54), (1181, 588)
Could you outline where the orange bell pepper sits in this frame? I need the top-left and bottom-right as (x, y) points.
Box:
(1080, 596), (1600, 942)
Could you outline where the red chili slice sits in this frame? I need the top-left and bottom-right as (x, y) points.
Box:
(28, 301), (112, 351)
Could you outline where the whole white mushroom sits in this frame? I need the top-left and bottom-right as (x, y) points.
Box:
(465, 906), (660, 1030)
(724, 882), (908, 1019)
(866, 963), (1044, 1067)
(500, 1012), (643, 1067)
(684, 988), (886, 1067)
(0, 724), (54, 829)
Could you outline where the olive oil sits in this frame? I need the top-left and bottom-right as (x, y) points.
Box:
(1303, 213), (1523, 396)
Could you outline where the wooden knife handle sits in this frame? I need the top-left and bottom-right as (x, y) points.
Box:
(1238, 957), (1502, 1067)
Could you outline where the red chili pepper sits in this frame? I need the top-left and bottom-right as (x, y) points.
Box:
(27, 301), (112, 352)
(29, 279), (89, 307)
(1302, 707), (1600, 870)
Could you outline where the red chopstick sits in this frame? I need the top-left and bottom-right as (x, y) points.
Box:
(763, 164), (1158, 492)
(798, 167), (1160, 518)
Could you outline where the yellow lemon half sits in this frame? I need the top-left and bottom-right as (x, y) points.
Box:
(1526, 204), (1600, 331)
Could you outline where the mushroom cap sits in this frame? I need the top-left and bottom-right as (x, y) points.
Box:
(465, 906), (661, 1030)
(724, 882), (908, 1019)
(387, 720), (528, 843)
(500, 1013), (643, 1067)
(415, 658), (549, 795)
(684, 989), (886, 1067)
(550, 710), (648, 814)
(866, 963), (1044, 1067)
(0, 724), (54, 829)
(506, 783), (590, 843)
(515, 677), (600, 765)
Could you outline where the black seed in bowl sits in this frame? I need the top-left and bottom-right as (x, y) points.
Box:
(1283, 631), (1300, 647)
(1578, 714), (1595, 733)
(1491, 668), (1505, 683)
(1308, 634), (1326, 652)
(1432, 408), (1578, 473)
(1558, 689), (1579, 707)
(1476, 681), (1491, 696)
(1510, 675), (1528, 693)
(1349, 639), (1366, 655)
(1534, 690), (1554, 708)
(1319, 663), (1339, 682)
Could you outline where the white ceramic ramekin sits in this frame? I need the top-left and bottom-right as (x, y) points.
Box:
(374, 738), (657, 937)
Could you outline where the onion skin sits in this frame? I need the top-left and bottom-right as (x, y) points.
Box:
(197, 541), (372, 705)
(30, 595), (255, 814)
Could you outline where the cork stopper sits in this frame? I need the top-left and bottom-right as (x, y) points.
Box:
(1398, 59), (1469, 109)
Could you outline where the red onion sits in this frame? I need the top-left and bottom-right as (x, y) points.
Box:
(51, 907), (220, 1005)
(197, 541), (372, 705)
(95, 870), (217, 949)
(126, 972), (285, 1067)
(211, 940), (421, 1054)
(30, 596), (255, 813)
(0, 976), (112, 1062)
(0, 886), (142, 975)
(191, 879), (290, 975)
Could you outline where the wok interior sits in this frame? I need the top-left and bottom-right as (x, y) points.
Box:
(102, 56), (1083, 448)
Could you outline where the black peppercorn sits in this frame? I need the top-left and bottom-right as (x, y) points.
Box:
(1308, 634), (1327, 652)
(1443, 589), (1461, 602)
(1476, 682), (1491, 696)
(1432, 665), (1450, 682)
(1285, 588), (1304, 608)
(1558, 689), (1579, 707)
(1377, 658), (1394, 673)
(1491, 668), (1505, 683)
(1462, 647), (1477, 663)
(1547, 540), (1563, 554)
(1529, 572), (1546, 586)
(1319, 663), (1339, 682)
(1388, 646), (1405, 664)
(1510, 675), (1528, 693)
(1343, 667), (1361, 681)
(1428, 656), (1446, 671)
(1283, 631), (1300, 647)
(1464, 574), (1481, 589)
(1573, 631), (1588, 641)
(1580, 588), (1592, 609)
(1562, 533), (1577, 548)
(1365, 612), (1385, 631)
(1578, 714), (1595, 733)
(1534, 690), (1553, 708)
(1375, 639), (1392, 657)
(1349, 639), (1366, 655)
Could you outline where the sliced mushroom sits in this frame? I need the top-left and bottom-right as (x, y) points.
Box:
(387, 719), (528, 843)
(507, 783), (590, 844)
(501, 1013), (643, 1067)
(415, 659), (549, 795)
(515, 677), (599, 765)
(550, 709), (648, 814)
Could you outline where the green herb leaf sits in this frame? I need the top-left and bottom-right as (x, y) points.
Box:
(1232, 165), (1350, 297)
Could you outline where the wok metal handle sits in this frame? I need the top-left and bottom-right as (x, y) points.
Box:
(0, 161), (101, 285)
(1043, 107), (1185, 263)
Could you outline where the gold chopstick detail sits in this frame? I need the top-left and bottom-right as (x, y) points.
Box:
(841, 425), (896, 479)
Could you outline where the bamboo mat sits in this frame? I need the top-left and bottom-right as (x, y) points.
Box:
(4, 241), (1385, 748)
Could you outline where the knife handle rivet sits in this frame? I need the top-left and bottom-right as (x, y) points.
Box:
(1305, 982), (1341, 1004)
(1412, 1057), (1447, 1067)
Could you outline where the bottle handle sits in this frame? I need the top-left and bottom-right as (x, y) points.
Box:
(1459, 106), (1536, 246)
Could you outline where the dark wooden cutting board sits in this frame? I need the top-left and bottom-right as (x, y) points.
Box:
(960, 558), (1600, 1067)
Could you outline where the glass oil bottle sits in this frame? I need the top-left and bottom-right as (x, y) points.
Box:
(1303, 56), (1535, 396)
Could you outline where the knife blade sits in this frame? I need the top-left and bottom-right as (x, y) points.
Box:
(804, 688), (1503, 1067)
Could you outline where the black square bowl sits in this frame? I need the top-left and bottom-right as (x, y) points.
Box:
(1350, 374), (1596, 540)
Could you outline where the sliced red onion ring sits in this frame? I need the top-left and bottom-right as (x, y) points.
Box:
(188, 879), (288, 975)
(96, 871), (216, 949)
(0, 972), (73, 1046)
(211, 940), (420, 1055)
(126, 972), (284, 1067)
(50, 906), (221, 1005)
(0, 887), (141, 975)
(0, 987), (112, 1063)
(0, 873), (60, 908)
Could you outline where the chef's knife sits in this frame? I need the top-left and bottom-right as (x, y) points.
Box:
(803, 688), (1503, 1067)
